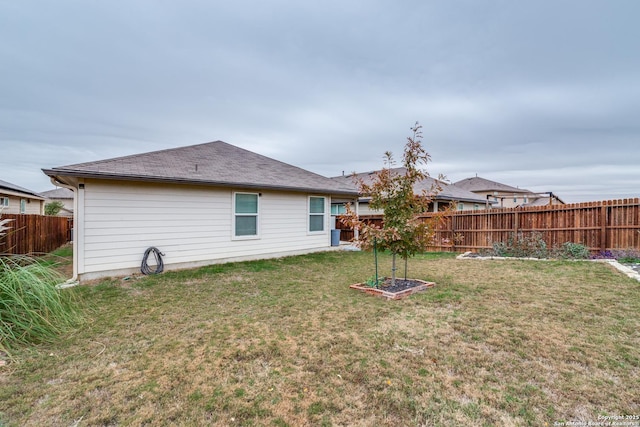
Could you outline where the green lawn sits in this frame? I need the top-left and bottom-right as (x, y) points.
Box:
(1, 250), (638, 426)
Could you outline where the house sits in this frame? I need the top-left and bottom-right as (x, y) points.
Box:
(42, 141), (358, 281)
(451, 176), (564, 208)
(331, 167), (493, 215)
(41, 187), (74, 217)
(0, 179), (46, 215)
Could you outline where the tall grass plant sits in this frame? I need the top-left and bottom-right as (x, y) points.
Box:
(0, 255), (82, 355)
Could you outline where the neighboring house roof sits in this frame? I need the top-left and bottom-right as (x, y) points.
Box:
(453, 176), (565, 206)
(521, 194), (565, 207)
(332, 167), (491, 204)
(40, 187), (74, 199)
(522, 198), (552, 207)
(452, 176), (532, 194)
(0, 178), (46, 200)
(43, 141), (358, 196)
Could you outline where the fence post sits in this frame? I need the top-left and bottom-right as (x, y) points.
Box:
(600, 204), (608, 253)
(451, 213), (456, 252)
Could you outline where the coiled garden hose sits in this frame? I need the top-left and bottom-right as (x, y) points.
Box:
(141, 247), (165, 275)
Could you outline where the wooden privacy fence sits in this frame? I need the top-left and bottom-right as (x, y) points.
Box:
(0, 214), (72, 255)
(341, 198), (640, 254)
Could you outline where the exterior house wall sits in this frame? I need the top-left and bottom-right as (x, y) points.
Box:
(477, 191), (536, 208)
(450, 201), (488, 211)
(0, 193), (44, 214)
(76, 179), (332, 280)
(357, 202), (380, 215)
(50, 198), (74, 216)
(61, 198), (74, 212)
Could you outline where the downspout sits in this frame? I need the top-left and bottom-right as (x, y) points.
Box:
(48, 177), (79, 288)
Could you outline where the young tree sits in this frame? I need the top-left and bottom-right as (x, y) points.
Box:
(341, 122), (444, 286)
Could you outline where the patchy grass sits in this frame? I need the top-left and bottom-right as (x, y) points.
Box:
(39, 244), (73, 278)
(0, 251), (639, 426)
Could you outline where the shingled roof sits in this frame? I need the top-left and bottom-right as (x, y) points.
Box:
(40, 187), (74, 199)
(332, 167), (489, 204)
(0, 178), (46, 200)
(43, 141), (358, 196)
(451, 176), (532, 194)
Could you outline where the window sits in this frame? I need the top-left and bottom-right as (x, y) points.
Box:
(457, 203), (464, 211)
(20, 199), (26, 214)
(0, 197), (8, 207)
(331, 203), (346, 215)
(309, 197), (325, 232)
(234, 193), (259, 237)
(474, 204), (479, 210)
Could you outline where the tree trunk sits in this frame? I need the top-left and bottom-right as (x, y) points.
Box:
(391, 252), (397, 287)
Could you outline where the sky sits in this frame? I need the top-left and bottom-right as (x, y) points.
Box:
(1, 1), (638, 203)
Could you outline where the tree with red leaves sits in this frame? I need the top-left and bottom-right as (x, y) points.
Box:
(341, 122), (444, 286)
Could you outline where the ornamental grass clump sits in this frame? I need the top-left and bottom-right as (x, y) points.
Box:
(0, 255), (83, 355)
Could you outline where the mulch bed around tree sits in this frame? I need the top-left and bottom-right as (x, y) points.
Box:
(350, 278), (435, 300)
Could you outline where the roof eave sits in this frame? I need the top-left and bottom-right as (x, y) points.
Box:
(0, 188), (46, 201)
(437, 196), (493, 204)
(42, 169), (359, 197)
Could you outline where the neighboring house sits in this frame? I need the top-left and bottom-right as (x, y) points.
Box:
(41, 187), (74, 217)
(43, 141), (358, 281)
(331, 167), (493, 215)
(520, 195), (565, 207)
(452, 176), (564, 208)
(0, 179), (46, 215)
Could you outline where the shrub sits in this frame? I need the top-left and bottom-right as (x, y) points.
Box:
(491, 232), (548, 258)
(0, 255), (83, 355)
(553, 242), (590, 259)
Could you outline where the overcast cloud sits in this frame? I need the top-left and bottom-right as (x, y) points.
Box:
(1, 1), (638, 202)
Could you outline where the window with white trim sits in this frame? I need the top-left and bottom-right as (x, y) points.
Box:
(234, 192), (259, 237)
(309, 196), (325, 232)
(0, 197), (8, 207)
(20, 199), (26, 214)
(457, 203), (464, 211)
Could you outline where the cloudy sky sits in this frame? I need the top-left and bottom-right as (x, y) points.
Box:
(1, 1), (638, 203)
